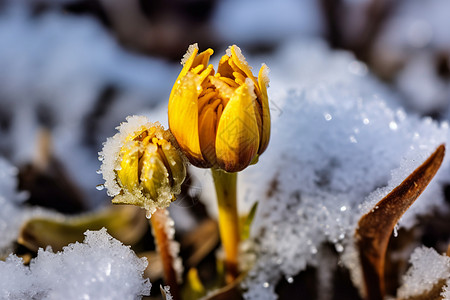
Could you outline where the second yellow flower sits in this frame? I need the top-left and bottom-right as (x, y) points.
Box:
(168, 44), (270, 173)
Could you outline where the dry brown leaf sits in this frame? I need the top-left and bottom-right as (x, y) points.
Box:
(202, 274), (244, 300)
(355, 144), (445, 300)
(181, 218), (219, 268)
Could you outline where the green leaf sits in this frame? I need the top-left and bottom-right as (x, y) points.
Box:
(19, 205), (147, 252)
(240, 201), (258, 240)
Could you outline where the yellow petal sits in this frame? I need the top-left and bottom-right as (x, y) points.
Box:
(229, 45), (258, 88)
(215, 78), (260, 172)
(257, 64), (271, 154)
(158, 139), (186, 190)
(193, 48), (214, 71)
(170, 44), (199, 100)
(117, 141), (140, 192)
(140, 144), (169, 200)
(198, 106), (217, 165)
(168, 72), (209, 167)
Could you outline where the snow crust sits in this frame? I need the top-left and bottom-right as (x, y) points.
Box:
(397, 246), (450, 299)
(0, 228), (151, 299)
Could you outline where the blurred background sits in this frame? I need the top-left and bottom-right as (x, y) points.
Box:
(1, 0), (450, 298)
(0, 0), (449, 211)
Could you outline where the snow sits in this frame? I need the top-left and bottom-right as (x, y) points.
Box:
(0, 228), (151, 299)
(397, 246), (450, 299)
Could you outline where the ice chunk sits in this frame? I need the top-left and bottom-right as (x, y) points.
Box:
(0, 228), (151, 299)
(397, 246), (450, 299)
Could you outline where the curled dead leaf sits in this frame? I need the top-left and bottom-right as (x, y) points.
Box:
(355, 144), (445, 300)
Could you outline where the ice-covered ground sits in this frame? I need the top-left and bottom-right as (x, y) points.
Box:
(0, 1), (449, 299)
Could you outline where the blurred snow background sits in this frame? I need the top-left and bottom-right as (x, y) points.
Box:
(0, 0), (449, 299)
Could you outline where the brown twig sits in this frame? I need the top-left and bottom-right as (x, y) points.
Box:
(356, 144), (445, 300)
(150, 208), (181, 300)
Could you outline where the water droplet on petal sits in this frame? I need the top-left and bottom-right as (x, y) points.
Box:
(263, 282), (270, 288)
(96, 169), (102, 174)
(98, 156), (104, 161)
(335, 243), (344, 253)
(286, 276), (294, 284)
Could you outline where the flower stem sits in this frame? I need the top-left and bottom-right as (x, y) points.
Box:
(211, 168), (240, 283)
(150, 208), (181, 300)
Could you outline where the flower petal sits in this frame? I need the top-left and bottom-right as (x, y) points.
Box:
(257, 63), (271, 154)
(117, 141), (140, 192)
(159, 139), (186, 190)
(215, 78), (260, 172)
(229, 45), (258, 89)
(168, 72), (208, 167)
(198, 106), (218, 165)
(140, 144), (169, 200)
(170, 43), (199, 101)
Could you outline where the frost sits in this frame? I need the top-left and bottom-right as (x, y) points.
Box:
(397, 246), (450, 299)
(99, 115), (161, 197)
(0, 228), (151, 299)
(151, 210), (183, 283)
(161, 285), (173, 300)
(181, 43), (199, 66)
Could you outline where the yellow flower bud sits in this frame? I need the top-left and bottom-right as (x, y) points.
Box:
(168, 44), (270, 172)
(99, 116), (186, 215)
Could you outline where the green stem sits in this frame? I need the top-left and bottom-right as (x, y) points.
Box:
(211, 168), (239, 283)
